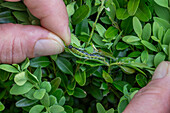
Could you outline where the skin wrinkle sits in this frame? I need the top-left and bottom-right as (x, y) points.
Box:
(0, 43), (4, 63)
(12, 37), (15, 64)
(20, 38), (25, 63)
(0, 25), (4, 63)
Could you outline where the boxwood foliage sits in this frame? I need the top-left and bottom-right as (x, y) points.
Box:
(0, 0), (169, 113)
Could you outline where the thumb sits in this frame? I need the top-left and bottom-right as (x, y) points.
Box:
(0, 24), (64, 64)
(124, 61), (170, 113)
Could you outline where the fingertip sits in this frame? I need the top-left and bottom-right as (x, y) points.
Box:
(152, 61), (169, 80)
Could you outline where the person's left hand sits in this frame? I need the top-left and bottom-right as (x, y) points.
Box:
(0, 0), (70, 64)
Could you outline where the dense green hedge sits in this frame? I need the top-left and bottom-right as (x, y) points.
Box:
(0, 0), (170, 113)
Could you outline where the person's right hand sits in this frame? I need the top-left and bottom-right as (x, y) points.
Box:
(1, 0), (70, 64)
(124, 61), (170, 113)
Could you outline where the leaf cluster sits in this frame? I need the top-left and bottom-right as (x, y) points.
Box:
(0, 0), (170, 113)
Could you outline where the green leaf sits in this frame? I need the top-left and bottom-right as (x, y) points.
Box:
(75, 19), (89, 36)
(0, 101), (5, 111)
(87, 85), (103, 100)
(122, 36), (140, 43)
(30, 56), (51, 68)
(100, 82), (108, 90)
(154, 2), (170, 22)
(51, 77), (61, 93)
(127, 0), (140, 15)
(133, 17), (142, 37)
(26, 70), (39, 84)
(16, 98), (38, 107)
(56, 57), (73, 75)
(151, 36), (159, 42)
(50, 105), (65, 113)
(158, 27), (164, 41)
(154, 52), (166, 67)
(96, 103), (106, 113)
(92, 33), (105, 46)
(40, 93), (50, 107)
(21, 58), (30, 71)
(106, 108), (114, 113)
(59, 96), (65, 106)
(85, 45), (94, 54)
(0, 70), (10, 82)
(73, 87), (87, 98)
(14, 72), (27, 86)
(75, 110), (83, 113)
(121, 17), (133, 35)
(154, 17), (170, 31)
(116, 8), (130, 20)
(71, 34), (81, 47)
(29, 105), (45, 113)
(105, 26), (118, 39)
(118, 98), (128, 113)
(33, 67), (42, 83)
(163, 29), (170, 45)
(49, 95), (57, 106)
(24, 89), (36, 100)
(64, 105), (73, 113)
(67, 2), (76, 17)
(154, 0), (169, 8)
(0, 64), (18, 73)
(141, 50), (148, 64)
(33, 89), (46, 100)
(136, 74), (147, 87)
(100, 16), (112, 25)
(96, 23), (106, 37)
(120, 66), (136, 75)
(113, 81), (131, 93)
(13, 11), (29, 23)
(128, 51), (141, 58)
(135, 2), (151, 22)
(142, 23), (151, 41)
(116, 42), (129, 50)
(67, 79), (76, 90)
(141, 40), (158, 52)
(105, 0), (116, 22)
(102, 70), (113, 83)
(10, 82), (33, 95)
(72, 5), (89, 25)
(153, 22), (160, 37)
(162, 45), (168, 55)
(75, 70), (86, 86)
(1, 2), (27, 11)
(40, 81), (51, 93)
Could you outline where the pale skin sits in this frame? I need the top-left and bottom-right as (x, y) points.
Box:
(2, 0), (170, 113)
(2, 0), (70, 64)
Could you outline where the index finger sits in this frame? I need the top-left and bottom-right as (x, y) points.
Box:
(6, 0), (71, 45)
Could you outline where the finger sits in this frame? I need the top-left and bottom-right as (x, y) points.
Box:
(24, 0), (71, 45)
(123, 61), (170, 113)
(0, 23), (64, 64)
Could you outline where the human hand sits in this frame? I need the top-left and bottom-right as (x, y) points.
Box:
(124, 61), (170, 113)
(1, 0), (70, 64)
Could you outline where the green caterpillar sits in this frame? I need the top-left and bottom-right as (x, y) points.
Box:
(68, 45), (105, 61)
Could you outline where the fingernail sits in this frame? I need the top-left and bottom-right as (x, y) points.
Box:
(152, 61), (169, 80)
(34, 33), (64, 57)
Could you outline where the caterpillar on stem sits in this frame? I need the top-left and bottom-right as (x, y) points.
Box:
(68, 45), (109, 66)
